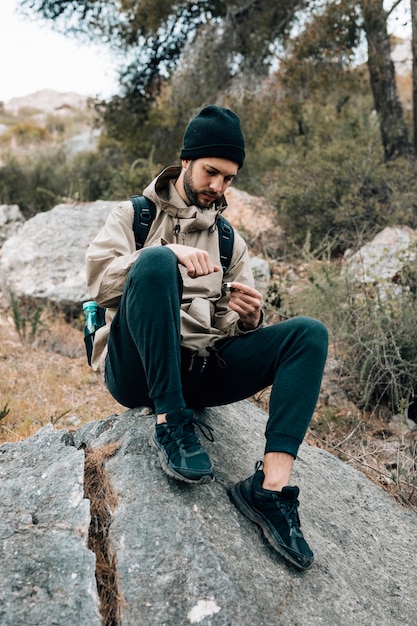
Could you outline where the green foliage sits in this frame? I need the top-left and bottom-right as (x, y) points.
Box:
(0, 122), (50, 146)
(10, 293), (45, 344)
(290, 252), (417, 416)
(67, 137), (162, 200)
(243, 88), (417, 255)
(0, 403), (10, 421)
(0, 135), (162, 215)
(25, 0), (303, 161)
(0, 149), (67, 216)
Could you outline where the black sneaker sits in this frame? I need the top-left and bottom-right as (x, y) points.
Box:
(228, 463), (314, 570)
(151, 408), (214, 484)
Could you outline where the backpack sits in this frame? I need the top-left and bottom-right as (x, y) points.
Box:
(84, 195), (235, 365)
(130, 195), (234, 271)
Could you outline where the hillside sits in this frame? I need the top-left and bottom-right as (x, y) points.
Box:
(4, 89), (90, 114)
(0, 89), (99, 169)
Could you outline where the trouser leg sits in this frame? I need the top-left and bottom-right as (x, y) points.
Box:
(184, 317), (328, 458)
(105, 246), (186, 413)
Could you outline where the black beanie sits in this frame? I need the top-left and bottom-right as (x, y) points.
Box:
(180, 105), (245, 168)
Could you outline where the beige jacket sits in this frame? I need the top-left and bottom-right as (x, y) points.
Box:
(86, 166), (260, 372)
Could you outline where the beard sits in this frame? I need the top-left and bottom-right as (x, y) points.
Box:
(183, 164), (219, 209)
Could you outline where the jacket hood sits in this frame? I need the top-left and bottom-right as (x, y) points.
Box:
(143, 165), (228, 233)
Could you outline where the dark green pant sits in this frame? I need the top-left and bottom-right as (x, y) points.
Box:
(105, 247), (328, 457)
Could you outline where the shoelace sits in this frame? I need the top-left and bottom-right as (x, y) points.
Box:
(171, 416), (214, 450)
(270, 494), (301, 531)
(159, 416), (214, 458)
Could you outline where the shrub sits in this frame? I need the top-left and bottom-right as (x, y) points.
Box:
(68, 140), (161, 201)
(9, 293), (46, 344)
(3, 122), (50, 145)
(265, 140), (417, 256)
(290, 252), (417, 417)
(0, 148), (68, 216)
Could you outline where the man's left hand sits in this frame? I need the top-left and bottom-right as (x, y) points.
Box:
(228, 282), (262, 330)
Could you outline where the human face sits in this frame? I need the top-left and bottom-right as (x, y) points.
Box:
(182, 158), (238, 209)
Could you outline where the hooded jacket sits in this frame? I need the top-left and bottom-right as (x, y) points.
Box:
(86, 166), (261, 372)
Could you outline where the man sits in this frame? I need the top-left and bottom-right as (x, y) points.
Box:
(86, 105), (328, 570)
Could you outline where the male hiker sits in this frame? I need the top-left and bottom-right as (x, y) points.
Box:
(86, 105), (328, 570)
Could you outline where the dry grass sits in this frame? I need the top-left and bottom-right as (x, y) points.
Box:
(0, 301), (124, 444)
(84, 442), (124, 626)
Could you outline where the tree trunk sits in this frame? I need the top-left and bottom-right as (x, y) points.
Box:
(361, 0), (411, 159)
(411, 0), (417, 154)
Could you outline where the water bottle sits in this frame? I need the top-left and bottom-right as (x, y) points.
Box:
(83, 300), (99, 334)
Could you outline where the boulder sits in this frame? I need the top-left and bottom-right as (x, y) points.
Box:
(0, 424), (100, 626)
(343, 225), (417, 286)
(225, 187), (285, 258)
(0, 200), (117, 312)
(2, 401), (416, 625)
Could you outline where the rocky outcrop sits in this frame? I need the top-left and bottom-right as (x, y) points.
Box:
(5, 90), (89, 115)
(342, 225), (417, 303)
(0, 424), (100, 625)
(2, 401), (416, 625)
(343, 225), (417, 284)
(0, 200), (117, 311)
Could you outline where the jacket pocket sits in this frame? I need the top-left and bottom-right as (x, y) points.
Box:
(184, 297), (214, 330)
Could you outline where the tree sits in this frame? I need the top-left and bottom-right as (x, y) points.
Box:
(360, 0), (411, 159)
(278, 0), (411, 160)
(20, 0), (412, 162)
(20, 0), (305, 159)
(411, 0), (417, 152)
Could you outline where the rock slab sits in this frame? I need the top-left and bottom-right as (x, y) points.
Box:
(0, 425), (100, 626)
(1, 401), (417, 625)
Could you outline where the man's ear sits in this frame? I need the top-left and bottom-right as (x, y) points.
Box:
(181, 159), (192, 170)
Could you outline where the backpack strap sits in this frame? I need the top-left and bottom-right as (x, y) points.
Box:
(131, 195), (157, 250)
(217, 215), (235, 272)
(131, 195), (234, 271)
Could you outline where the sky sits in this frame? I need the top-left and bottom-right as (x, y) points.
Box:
(0, 0), (412, 105)
(0, 0), (120, 103)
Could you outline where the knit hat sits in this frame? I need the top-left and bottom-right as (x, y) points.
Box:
(180, 105), (245, 168)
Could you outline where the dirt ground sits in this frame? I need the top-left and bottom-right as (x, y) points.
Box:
(1, 293), (415, 509)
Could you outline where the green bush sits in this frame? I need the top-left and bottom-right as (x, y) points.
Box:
(9, 292), (45, 344)
(289, 252), (417, 417)
(0, 122), (50, 146)
(236, 88), (417, 256)
(0, 149), (68, 216)
(68, 139), (162, 201)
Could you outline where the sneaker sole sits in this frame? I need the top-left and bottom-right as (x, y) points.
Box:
(228, 482), (314, 571)
(150, 432), (214, 485)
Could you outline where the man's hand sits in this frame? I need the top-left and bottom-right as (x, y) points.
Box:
(166, 243), (220, 278)
(228, 282), (262, 330)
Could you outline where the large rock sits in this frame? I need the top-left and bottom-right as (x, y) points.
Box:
(0, 424), (100, 626)
(225, 187), (285, 257)
(2, 401), (416, 625)
(343, 225), (417, 284)
(0, 200), (117, 312)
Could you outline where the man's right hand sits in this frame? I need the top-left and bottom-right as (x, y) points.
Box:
(165, 244), (220, 278)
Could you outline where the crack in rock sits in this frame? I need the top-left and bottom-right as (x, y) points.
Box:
(82, 442), (122, 626)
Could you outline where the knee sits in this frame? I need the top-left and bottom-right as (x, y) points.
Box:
(128, 246), (178, 286)
(295, 316), (328, 356)
(279, 316), (328, 355)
